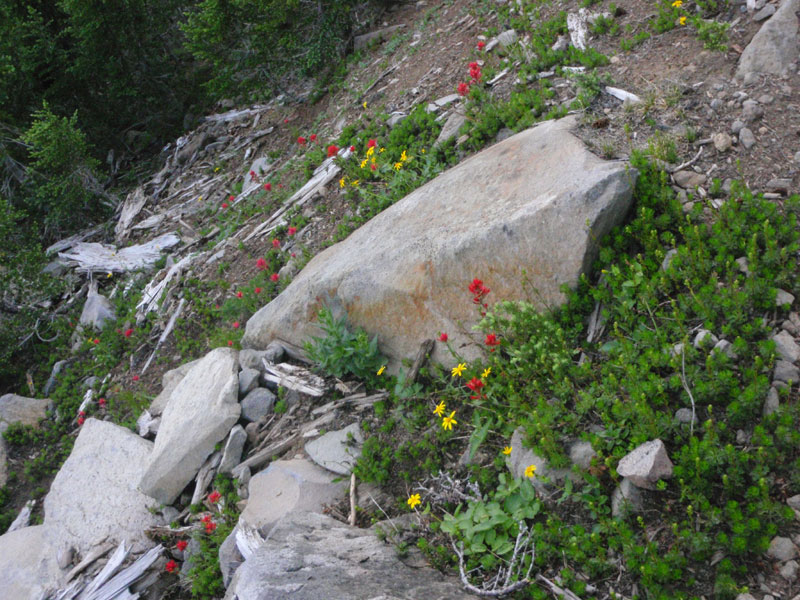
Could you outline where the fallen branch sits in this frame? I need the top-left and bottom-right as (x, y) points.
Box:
(65, 542), (115, 583)
(407, 339), (435, 384)
(58, 233), (180, 274)
(261, 361), (327, 397)
(136, 254), (195, 322)
(233, 432), (299, 477)
(141, 298), (185, 373)
(668, 146), (703, 174)
(191, 451), (221, 506)
(349, 473), (357, 526)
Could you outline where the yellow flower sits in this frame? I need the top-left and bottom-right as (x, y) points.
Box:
(366, 146), (374, 157)
(502, 446), (512, 455)
(360, 159), (368, 168)
(679, 15), (686, 24)
(442, 411), (457, 430)
(394, 162), (403, 170)
(400, 150), (407, 162)
(106, 272), (113, 278)
(377, 365), (386, 376)
(371, 156), (376, 163)
(363, 101), (368, 109)
(407, 493), (421, 509)
(481, 367), (491, 379)
(379, 147), (385, 153)
(671, 0), (682, 6)
(351, 179), (360, 187)
(198, 196), (203, 201)
(421, 148), (426, 154)
(451, 363), (466, 377)
(339, 177), (346, 188)
(524, 464), (537, 478)
(214, 167), (220, 172)
(433, 401), (446, 417)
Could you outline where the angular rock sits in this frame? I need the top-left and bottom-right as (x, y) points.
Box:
(616, 439), (673, 490)
(305, 423), (364, 475)
(788, 495), (800, 511)
(742, 99), (764, 123)
(219, 425), (248, 474)
(238, 367), (260, 397)
(148, 358), (201, 417)
(611, 477), (643, 518)
(43, 359), (74, 397)
(0, 525), (61, 600)
(0, 439), (6, 487)
(79, 290), (116, 330)
(713, 132), (733, 152)
(243, 117), (635, 366)
(713, 339), (737, 359)
(754, 3), (777, 19)
(764, 386), (781, 416)
(0, 394), (51, 432)
(225, 512), (466, 600)
(435, 110), (467, 146)
(781, 559), (799, 581)
(775, 360), (800, 383)
(773, 330), (800, 363)
(737, 0), (799, 78)
(568, 440), (596, 470)
(139, 348), (241, 504)
(240, 387), (276, 422)
(238, 348), (271, 371)
(673, 170), (707, 188)
(767, 180), (793, 195)
(45, 419), (161, 554)
(768, 536), (797, 561)
(739, 127), (756, 149)
(506, 427), (571, 491)
(219, 529), (244, 587)
(497, 29), (518, 48)
(661, 248), (678, 271)
(694, 329), (719, 349)
(675, 407), (697, 425)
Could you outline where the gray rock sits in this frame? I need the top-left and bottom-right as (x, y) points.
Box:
(739, 127), (756, 149)
(674, 407), (697, 425)
(777, 289), (795, 307)
(305, 423), (364, 475)
(742, 100), (764, 122)
(774, 360), (800, 383)
(713, 132), (733, 152)
(148, 359), (201, 417)
(0, 394), (51, 433)
(139, 348), (241, 504)
(239, 459), (346, 533)
(737, 0), (799, 78)
(766, 179), (793, 195)
(764, 386), (781, 416)
(242, 117), (636, 367)
(219, 425), (248, 474)
(239, 349), (271, 371)
(506, 427), (572, 491)
(694, 329), (719, 349)
(43, 359), (74, 397)
(787, 494), (800, 511)
(0, 525), (61, 600)
(616, 439), (674, 490)
(79, 290), (116, 330)
(673, 170), (707, 188)
(241, 387), (276, 422)
(795, 150), (800, 164)
(731, 119), (745, 134)
(497, 29), (518, 48)
(735, 256), (751, 275)
(435, 110), (467, 146)
(773, 330), (800, 363)
(781, 559), (799, 581)
(56, 546), (75, 570)
(713, 339), (737, 359)
(219, 529), (244, 587)
(386, 112), (407, 128)
(45, 419), (161, 554)
(225, 512), (466, 600)
(754, 3), (777, 20)
(136, 410), (160, 437)
(551, 35), (569, 51)
(768, 536), (797, 561)
(661, 248), (678, 271)
(242, 157), (270, 196)
(736, 594), (757, 600)
(611, 478), (643, 518)
(238, 368), (260, 397)
(0, 439), (6, 487)
(568, 440), (596, 469)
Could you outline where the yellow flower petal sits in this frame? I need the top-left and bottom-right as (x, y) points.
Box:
(407, 493), (421, 509)
(502, 446), (512, 455)
(524, 464), (537, 478)
(442, 411), (457, 430)
(377, 365), (386, 376)
(451, 363), (467, 377)
(433, 401), (446, 417)
(481, 367), (491, 379)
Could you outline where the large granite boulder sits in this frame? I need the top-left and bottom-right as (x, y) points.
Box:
(139, 348), (241, 504)
(224, 512), (466, 600)
(148, 358), (201, 416)
(242, 116), (635, 366)
(736, 0), (799, 79)
(44, 418), (162, 554)
(0, 393), (51, 432)
(0, 525), (61, 600)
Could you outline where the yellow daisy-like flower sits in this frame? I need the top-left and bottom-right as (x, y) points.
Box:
(366, 146), (374, 157)
(421, 148), (426, 154)
(399, 150), (407, 162)
(524, 464), (537, 478)
(671, 0), (682, 6)
(451, 363), (466, 377)
(106, 272), (113, 278)
(502, 446), (512, 455)
(407, 493), (421, 509)
(679, 15), (686, 25)
(377, 365), (386, 376)
(198, 196), (203, 201)
(363, 101), (368, 109)
(360, 159), (368, 168)
(339, 177), (346, 188)
(351, 179), (360, 187)
(481, 367), (491, 379)
(433, 401), (446, 417)
(394, 162), (403, 170)
(442, 411), (457, 430)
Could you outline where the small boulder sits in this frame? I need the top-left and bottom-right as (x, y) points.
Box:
(713, 132), (733, 152)
(148, 358), (201, 417)
(674, 407), (697, 425)
(774, 360), (800, 383)
(239, 349), (271, 371)
(739, 127), (756, 150)
(616, 439), (673, 490)
(763, 387), (780, 416)
(79, 290), (116, 330)
(219, 425), (248, 474)
(768, 536), (797, 561)
(505, 427), (572, 491)
(0, 525), (61, 599)
(736, 0), (799, 79)
(435, 110), (467, 146)
(781, 559), (799, 581)
(611, 478), (643, 518)
(240, 387), (276, 422)
(0, 394), (51, 432)
(305, 423), (364, 475)
(673, 170), (707, 189)
(568, 440), (596, 470)
(497, 29), (518, 47)
(773, 330), (800, 363)
(693, 329), (719, 349)
(238, 368), (260, 397)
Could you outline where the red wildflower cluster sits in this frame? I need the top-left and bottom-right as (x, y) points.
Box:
(468, 278), (491, 304)
(93, 338), (100, 345)
(233, 321), (240, 329)
(270, 273), (279, 282)
(208, 490), (221, 503)
(201, 514), (217, 533)
(254, 287), (262, 294)
(288, 227), (297, 236)
(439, 333), (448, 342)
(466, 377), (485, 399)
(272, 238), (280, 248)
(485, 333), (500, 351)
(176, 540), (188, 552)
(227, 340), (233, 346)
(98, 397), (106, 408)
(77, 411), (85, 426)
(477, 40), (486, 50)
(165, 559), (178, 573)
(457, 82), (469, 96)
(221, 202), (228, 209)
(468, 61), (482, 82)
(327, 145), (339, 158)
(297, 136), (306, 145)
(256, 257), (268, 270)
(264, 182), (272, 191)
(132, 375), (139, 381)
(310, 134), (317, 142)
(236, 291), (243, 298)
(124, 328), (133, 338)
(349, 145), (356, 152)
(367, 139), (377, 148)
(249, 170), (258, 182)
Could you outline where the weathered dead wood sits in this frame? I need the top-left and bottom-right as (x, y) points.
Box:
(135, 254), (195, 322)
(233, 432), (299, 477)
(46, 226), (103, 256)
(408, 339), (435, 384)
(300, 412), (335, 437)
(357, 65), (398, 102)
(349, 473), (357, 526)
(65, 542), (115, 583)
(58, 233), (180, 274)
(80, 544), (163, 600)
(7, 499), (35, 532)
(114, 187), (148, 242)
(191, 451), (221, 506)
(144, 524), (194, 540)
(261, 361), (327, 397)
(141, 298), (185, 373)
(235, 523), (265, 561)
